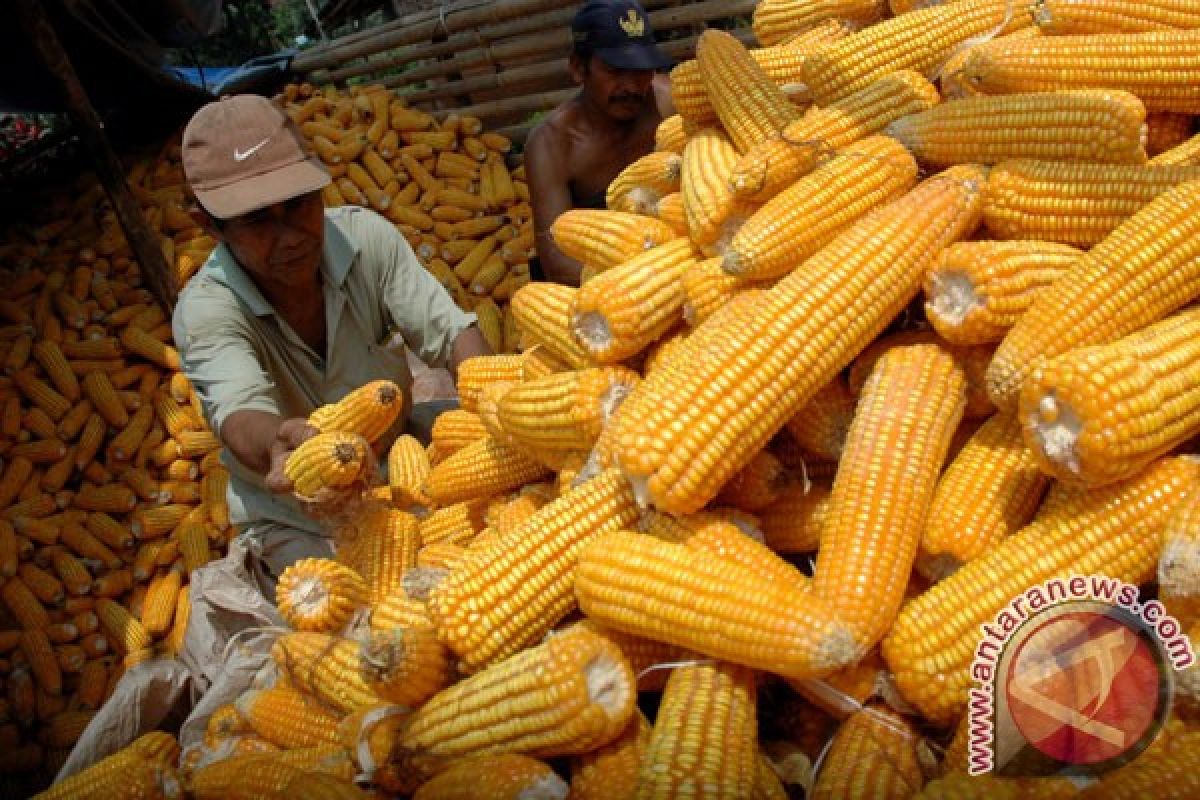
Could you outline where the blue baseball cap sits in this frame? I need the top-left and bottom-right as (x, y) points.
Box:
(571, 0), (674, 71)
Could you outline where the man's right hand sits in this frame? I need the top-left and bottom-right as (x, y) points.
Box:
(264, 418), (319, 494)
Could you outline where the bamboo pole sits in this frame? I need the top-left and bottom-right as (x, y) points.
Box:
(15, 0), (176, 311)
(292, 0), (575, 73)
(429, 87), (578, 123)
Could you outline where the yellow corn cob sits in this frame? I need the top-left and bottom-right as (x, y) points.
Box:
(272, 632), (381, 714)
(309, 379), (403, 443)
(576, 530), (851, 678)
(284, 771), (372, 800)
(1075, 734), (1200, 799)
(725, 135), (918, 280)
(14, 369), (71, 422)
(613, 166), (985, 514)
(679, 259), (763, 327)
(572, 239), (699, 363)
(174, 429), (220, 459)
(681, 128), (743, 250)
(165, 585), (190, 655)
(885, 456), (1200, 723)
(0, 456), (32, 509)
(424, 435), (550, 507)
(4, 332), (31, 374)
(925, 240), (1083, 345)
(336, 505), (420, 604)
(190, 753), (308, 800)
(371, 592), (436, 634)
(430, 409), (488, 456)
(982, 159), (1200, 247)
(1152, 132), (1200, 166)
(919, 411), (1049, 579)
(715, 451), (789, 512)
(696, 29), (803, 154)
(235, 686), (342, 749)
(986, 176), (1200, 411)
(80, 371), (126, 427)
(888, 90), (1149, 168)
(569, 711), (650, 800)
(283, 431), (371, 498)
(760, 480), (833, 553)
(655, 114), (688, 154)
(606, 151), (682, 214)
(1159, 484), (1200, 631)
(361, 624), (451, 706)
(812, 345), (965, 649)
(153, 393), (199, 439)
(652, 193), (687, 239)
(456, 354), (525, 413)
(964, 29), (1200, 112)
(804, 1), (1026, 104)
(393, 626), (635, 790)
(413, 754), (567, 800)
(33, 750), (178, 800)
(495, 367), (639, 458)
(417, 540), (466, 570)
(107, 404), (154, 462)
(21, 627), (61, 695)
(784, 377), (856, 462)
(1033, 0), (1200, 33)
(141, 567), (182, 636)
(510, 283), (595, 369)
(636, 661), (758, 800)
(417, 502), (484, 547)
(387, 433), (432, 507)
(429, 469), (638, 671)
(469, 299), (503, 354)
(276, 557), (368, 632)
(32, 340), (79, 402)
(811, 705), (923, 800)
(95, 597), (151, 656)
(752, 0), (884, 46)
(10, 437), (67, 464)
(119, 324), (180, 370)
(550, 210), (679, 276)
(1021, 308), (1200, 486)
(131, 503), (190, 539)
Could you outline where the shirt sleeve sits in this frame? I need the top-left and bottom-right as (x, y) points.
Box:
(354, 209), (477, 368)
(171, 281), (282, 438)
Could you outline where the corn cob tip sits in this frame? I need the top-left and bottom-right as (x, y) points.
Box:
(333, 441), (360, 465)
(1022, 390), (1083, 477)
(402, 566), (448, 600)
(818, 621), (867, 675)
(581, 639), (634, 717)
(1158, 537), (1200, 601)
(925, 270), (980, 330)
(571, 312), (612, 356)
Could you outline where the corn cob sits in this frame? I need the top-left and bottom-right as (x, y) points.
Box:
(21, 627), (61, 695)
(456, 354), (525, 414)
(753, 0), (884, 46)
(919, 411), (1049, 581)
(655, 114), (688, 154)
(510, 284), (595, 369)
(570, 711), (650, 800)
(80, 370), (128, 427)
(34, 750), (179, 800)
(1021, 307), (1200, 486)
(783, 377), (857, 462)
(429, 469), (638, 671)
(1159, 484), (1200, 632)
(983, 159), (1200, 247)
(550, 210), (678, 276)
(95, 597), (151, 656)
(681, 128), (744, 250)
(1033, 0), (1200, 33)
(361, 623), (450, 706)
(925, 240), (1083, 345)
(141, 567), (182, 635)
(32, 340), (79, 402)
(495, 367), (638, 459)
(283, 431), (371, 498)
(1152, 132), (1200, 166)
(235, 686), (342, 749)
(811, 705), (924, 800)
(576, 530), (851, 678)
(613, 167), (985, 513)
(430, 409), (488, 457)
(804, 0), (1029, 104)
(13, 369), (71, 422)
(725, 135), (918, 281)
(678, 260), (763, 327)
(336, 505), (420, 604)
(713, 451), (789, 513)
(885, 456), (1200, 723)
(386, 433), (431, 507)
(812, 344), (965, 649)
(696, 29), (803, 153)
(759, 480), (833, 554)
(411, 754), (568, 800)
(606, 152), (682, 214)
(309, 379), (403, 444)
(272, 632), (381, 713)
(636, 661), (758, 800)
(276, 557), (368, 632)
(393, 626), (635, 790)
(986, 176), (1200, 411)
(572, 239), (698, 363)
(424, 435), (550, 506)
(2, 577), (50, 630)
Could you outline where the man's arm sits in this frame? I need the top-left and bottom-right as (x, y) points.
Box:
(525, 124), (584, 286)
(448, 325), (492, 379)
(222, 411), (316, 492)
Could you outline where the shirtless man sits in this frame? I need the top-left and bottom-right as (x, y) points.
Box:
(525, 0), (675, 285)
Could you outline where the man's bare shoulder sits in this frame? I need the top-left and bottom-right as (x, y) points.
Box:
(527, 99), (581, 159)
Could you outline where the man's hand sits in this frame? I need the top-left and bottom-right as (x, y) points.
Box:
(264, 418), (320, 494)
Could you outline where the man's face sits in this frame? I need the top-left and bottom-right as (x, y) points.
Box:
(216, 191), (325, 286)
(574, 55), (654, 121)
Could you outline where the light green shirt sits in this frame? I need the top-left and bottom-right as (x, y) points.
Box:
(172, 206), (474, 533)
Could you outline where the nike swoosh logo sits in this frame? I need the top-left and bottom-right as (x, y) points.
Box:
(234, 138), (270, 161)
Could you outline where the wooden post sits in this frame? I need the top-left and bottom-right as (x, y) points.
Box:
(16, 0), (176, 312)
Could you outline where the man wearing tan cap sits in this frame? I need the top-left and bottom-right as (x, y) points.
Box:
(173, 94), (490, 582)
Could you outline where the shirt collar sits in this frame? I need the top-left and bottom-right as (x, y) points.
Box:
(201, 213), (359, 317)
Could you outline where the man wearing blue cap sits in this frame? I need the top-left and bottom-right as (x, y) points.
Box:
(525, 0), (675, 285)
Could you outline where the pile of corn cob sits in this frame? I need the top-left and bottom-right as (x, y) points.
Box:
(34, 0), (1200, 796)
(279, 82), (533, 354)
(0, 139), (234, 793)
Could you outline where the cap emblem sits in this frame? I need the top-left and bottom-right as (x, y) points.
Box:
(234, 137), (270, 162)
(619, 9), (645, 37)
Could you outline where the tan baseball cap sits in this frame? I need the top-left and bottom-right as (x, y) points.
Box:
(182, 94), (330, 220)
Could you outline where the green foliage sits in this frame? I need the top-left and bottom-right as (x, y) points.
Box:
(166, 0), (293, 66)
